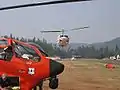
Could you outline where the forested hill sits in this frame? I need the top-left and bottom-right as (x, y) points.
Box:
(70, 37), (120, 49)
(89, 37), (120, 49)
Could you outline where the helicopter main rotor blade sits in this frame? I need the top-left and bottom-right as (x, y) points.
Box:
(63, 26), (89, 32)
(70, 26), (89, 31)
(0, 0), (91, 11)
(40, 26), (89, 33)
(40, 30), (62, 33)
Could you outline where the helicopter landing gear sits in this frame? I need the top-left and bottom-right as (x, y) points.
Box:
(33, 80), (43, 90)
(38, 80), (43, 90)
(33, 76), (59, 90)
(49, 76), (59, 89)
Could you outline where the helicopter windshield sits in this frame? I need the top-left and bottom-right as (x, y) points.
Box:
(59, 35), (69, 38)
(0, 39), (8, 46)
(27, 42), (48, 57)
(14, 43), (41, 62)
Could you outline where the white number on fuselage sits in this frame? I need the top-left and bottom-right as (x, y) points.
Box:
(28, 68), (35, 75)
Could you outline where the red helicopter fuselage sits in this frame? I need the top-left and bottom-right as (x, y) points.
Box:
(0, 38), (64, 90)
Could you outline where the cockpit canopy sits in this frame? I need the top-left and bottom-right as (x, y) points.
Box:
(0, 39), (8, 46)
(0, 38), (9, 48)
(59, 35), (69, 38)
(0, 38), (42, 62)
(27, 42), (48, 57)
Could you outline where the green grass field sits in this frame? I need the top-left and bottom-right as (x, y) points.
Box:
(43, 59), (120, 90)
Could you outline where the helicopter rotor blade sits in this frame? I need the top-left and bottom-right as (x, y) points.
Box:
(0, 0), (91, 11)
(40, 30), (62, 33)
(70, 26), (89, 31)
(63, 26), (89, 32)
(40, 26), (89, 33)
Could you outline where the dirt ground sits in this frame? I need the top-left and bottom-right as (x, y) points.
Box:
(42, 59), (120, 90)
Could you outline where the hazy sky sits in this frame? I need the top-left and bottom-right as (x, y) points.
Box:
(0, 0), (120, 44)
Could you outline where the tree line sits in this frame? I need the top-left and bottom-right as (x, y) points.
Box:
(70, 45), (119, 59)
(2, 34), (120, 59)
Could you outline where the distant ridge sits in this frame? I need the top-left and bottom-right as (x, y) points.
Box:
(69, 43), (88, 49)
(69, 37), (120, 49)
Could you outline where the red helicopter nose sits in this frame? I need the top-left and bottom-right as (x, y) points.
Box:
(50, 59), (64, 77)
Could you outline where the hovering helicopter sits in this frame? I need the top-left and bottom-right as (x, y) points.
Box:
(40, 26), (89, 47)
